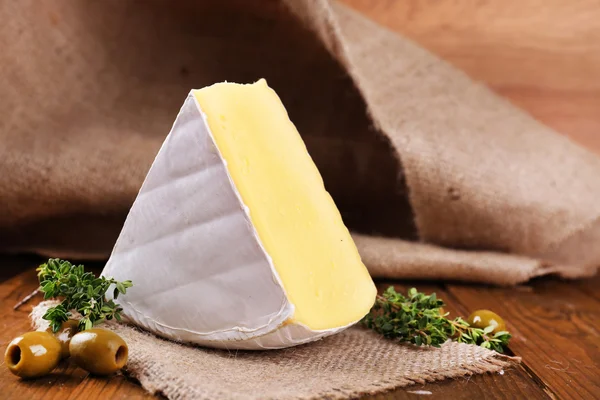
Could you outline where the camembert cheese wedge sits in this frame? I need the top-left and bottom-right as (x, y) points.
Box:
(101, 79), (376, 350)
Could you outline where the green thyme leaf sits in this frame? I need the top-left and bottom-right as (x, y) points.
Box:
(362, 286), (511, 353)
(37, 258), (133, 332)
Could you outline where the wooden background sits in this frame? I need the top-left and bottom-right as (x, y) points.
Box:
(344, 0), (600, 153)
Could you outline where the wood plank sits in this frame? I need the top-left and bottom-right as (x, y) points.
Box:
(366, 282), (550, 399)
(370, 368), (549, 400)
(447, 279), (600, 399)
(0, 265), (155, 400)
(341, 0), (600, 154)
(1, 266), (551, 400)
(572, 274), (600, 303)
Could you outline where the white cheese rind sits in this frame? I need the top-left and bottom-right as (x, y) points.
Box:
(101, 93), (351, 349)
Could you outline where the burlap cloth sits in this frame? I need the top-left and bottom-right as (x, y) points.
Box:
(2, 0), (598, 397)
(31, 301), (516, 399)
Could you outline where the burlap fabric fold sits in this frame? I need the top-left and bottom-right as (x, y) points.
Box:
(2, 0), (599, 285)
(31, 301), (517, 399)
(2, 0), (599, 284)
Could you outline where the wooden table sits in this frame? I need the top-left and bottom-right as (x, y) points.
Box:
(1, 258), (599, 399)
(2, 1), (600, 399)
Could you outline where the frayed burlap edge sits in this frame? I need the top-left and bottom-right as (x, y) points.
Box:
(31, 301), (520, 400)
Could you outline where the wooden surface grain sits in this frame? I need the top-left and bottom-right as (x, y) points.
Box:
(448, 280), (600, 399)
(0, 258), (600, 400)
(2, 260), (599, 399)
(342, 0), (600, 154)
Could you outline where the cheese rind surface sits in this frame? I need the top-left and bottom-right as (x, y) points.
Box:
(101, 80), (376, 349)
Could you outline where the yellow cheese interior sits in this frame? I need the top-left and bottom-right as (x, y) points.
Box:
(193, 80), (376, 330)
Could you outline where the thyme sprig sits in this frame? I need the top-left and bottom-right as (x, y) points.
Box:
(37, 258), (132, 332)
(362, 287), (511, 353)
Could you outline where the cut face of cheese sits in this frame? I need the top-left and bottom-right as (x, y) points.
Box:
(101, 79), (376, 349)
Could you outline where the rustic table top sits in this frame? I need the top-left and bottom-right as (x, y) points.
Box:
(2, 1), (600, 399)
(1, 258), (599, 399)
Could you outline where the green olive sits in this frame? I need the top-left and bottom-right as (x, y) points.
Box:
(467, 310), (506, 334)
(46, 319), (80, 358)
(69, 328), (128, 375)
(4, 331), (62, 379)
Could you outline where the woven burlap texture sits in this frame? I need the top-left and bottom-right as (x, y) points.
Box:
(31, 301), (516, 399)
(2, 0), (599, 284)
(294, 0), (600, 283)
